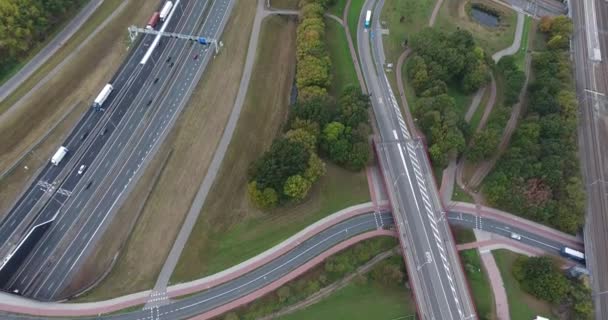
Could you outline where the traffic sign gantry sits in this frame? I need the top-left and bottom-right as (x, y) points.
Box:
(127, 26), (221, 54)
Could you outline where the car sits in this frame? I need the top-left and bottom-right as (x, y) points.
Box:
(147, 99), (153, 106)
(154, 77), (159, 84)
(100, 127), (108, 135)
(170, 62), (175, 67)
(85, 180), (93, 189)
(81, 131), (89, 140)
(194, 54), (199, 60)
(510, 233), (522, 240)
(78, 165), (87, 175)
(166, 56), (171, 63)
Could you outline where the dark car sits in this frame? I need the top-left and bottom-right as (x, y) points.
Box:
(81, 131), (89, 140)
(147, 99), (153, 106)
(154, 77), (159, 84)
(194, 54), (199, 60)
(85, 181), (93, 190)
(170, 62), (175, 67)
(100, 127), (108, 136)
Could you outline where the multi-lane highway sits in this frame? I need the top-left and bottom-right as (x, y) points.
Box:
(0, 0), (234, 301)
(571, 0), (608, 317)
(357, 0), (476, 319)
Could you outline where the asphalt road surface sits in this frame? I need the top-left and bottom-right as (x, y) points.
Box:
(1, 0), (234, 301)
(571, 0), (608, 317)
(0, 207), (582, 320)
(357, 0), (476, 319)
(0, 212), (394, 320)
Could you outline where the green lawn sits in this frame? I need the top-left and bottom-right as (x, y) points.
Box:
(460, 249), (495, 320)
(435, 0), (518, 55)
(453, 184), (474, 203)
(328, 0), (347, 17)
(271, 0), (300, 10)
(451, 225), (476, 244)
(468, 86), (490, 132)
(347, 0), (365, 50)
(326, 18), (359, 95)
(381, 0), (435, 62)
(278, 282), (416, 320)
(492, 249), (554, 319)
(513, 15), (532, 70)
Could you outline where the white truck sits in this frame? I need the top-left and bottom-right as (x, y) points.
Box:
(94, 83), (113, 111)
(159, 1), (174, 22)
(51, 146), (69, 166)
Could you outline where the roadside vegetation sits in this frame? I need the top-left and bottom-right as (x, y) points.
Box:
(493, 249), (592, 319)
(247, 0), (372, 209)
(460, 249), (495, 320)
(407, 28), (491, 167)
(483, 16), (585, 234)
(171, 9), (370, 283)
(0, 0), (88, 85)
(219, 237), (412, 320)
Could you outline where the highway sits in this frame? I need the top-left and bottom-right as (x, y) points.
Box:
(357, 0), (476, 319)
(0, 205), (583, 320)
(572, 0), (608, 317)
(0, 0), (234, 301)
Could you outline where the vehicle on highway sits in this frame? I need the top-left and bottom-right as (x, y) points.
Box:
(93, 84), (114, 111)
(147, 99), (153, 106)
(77, 165), (87, 175)
(50, 146), (69, 166)
(561, 247), (585, 263)
(510, 232), (521, 240)
(146, 12), (160, 30)
(364, 10), (372, 29)
(80, 131), (89, 140)
(159, 1), (174, 22)
(194, 54), (199, 60)
(100, 127), (108, 136)
(85, 181), (93, 190)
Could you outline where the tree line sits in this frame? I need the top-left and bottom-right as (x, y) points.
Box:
(513, 256), (592, 319)
(407, 28), (491, 167)
(483, 16), (585, 234)
(0, 0), (85, 72)
(247, 0), (371, 209)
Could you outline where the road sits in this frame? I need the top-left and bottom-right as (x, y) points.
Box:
(0, 204), (583, 319)
(0, 212), (395, 320)
(0, 0), (234, 301)
(571, 0), (608, 317)
(358, 0), (476, 319)
(0, 0), (104, 105)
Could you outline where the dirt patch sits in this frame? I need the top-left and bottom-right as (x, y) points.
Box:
(0, 0), (159, 212)
(71, 0), (258, 301)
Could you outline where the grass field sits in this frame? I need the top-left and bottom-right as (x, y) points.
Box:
(0, 0), (89, 86)
(170, 14), (371, 283)
(0, 0), (159, 218)
(328, 0), (347, 17)
(460, 249), (495, 320)
(325, 18), (359, 95)
(278, 282), (415, 320)
(451, 226), (476, 244)
(347, 0), (365, 50)
(72, 0), (259, 301)
(513, 15), (532, 70)
(381, 0), (435, 62)
(271, 0), (300, 10)
(453, 184), (474, 203)
(492, 249), (554, 319)
(435, 0), (517, 55)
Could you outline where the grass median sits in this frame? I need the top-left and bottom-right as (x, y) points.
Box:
(171, 15), (370, 284)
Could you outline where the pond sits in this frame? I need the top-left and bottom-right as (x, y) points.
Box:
(470, 6), (499, 27)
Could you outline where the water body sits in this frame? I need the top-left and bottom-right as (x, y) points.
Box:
(470, 7), (499, 27)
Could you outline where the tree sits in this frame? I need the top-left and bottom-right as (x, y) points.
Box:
(467, 129), (499, 162)
(304, 152), (326, 181)
(283, 174), (312, 200)
(298, 85), (328, 103)
(539, 16), (553, 33)
(247, 181), (278, 209)
(276, 286), (291, 303)
(248, 138), (310, 193)
(297, 55), (331, 88)
(516, 256), (570, 303)
(290, 97), (332, 128)
(285, 128), (317, 152)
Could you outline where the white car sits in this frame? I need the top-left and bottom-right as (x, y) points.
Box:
(510, 233), (522, 240)
(78, 165), (87, 175)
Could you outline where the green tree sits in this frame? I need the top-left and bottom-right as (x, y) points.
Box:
(247, 181), (278, 209)
(283, 174), (312, 200)
(297, 85), (328, 103)
(285, 128), (317, 152)
(304, 152), (326, 181)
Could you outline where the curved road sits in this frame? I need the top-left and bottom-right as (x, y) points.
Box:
(0, 201), (582, 319)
